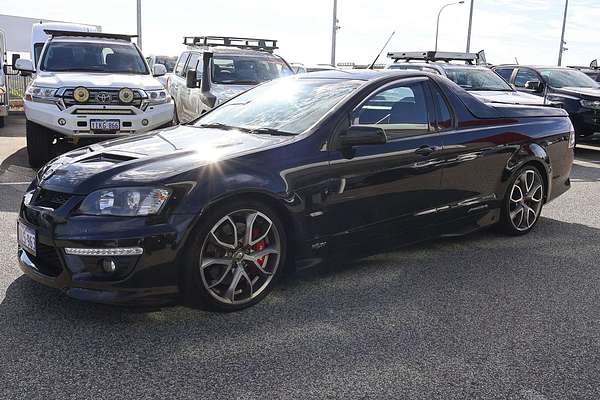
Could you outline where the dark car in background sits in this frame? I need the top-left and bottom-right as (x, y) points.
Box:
(494, 65), (600, 141)
(17, 70), (574, 311)
(387, 51), (545, 106)
(568, 60), (600, 82)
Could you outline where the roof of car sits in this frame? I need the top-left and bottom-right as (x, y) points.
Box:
(493, 65), (569, 70)
(187, 46), (281, 58)
(295, 69), (426, 81)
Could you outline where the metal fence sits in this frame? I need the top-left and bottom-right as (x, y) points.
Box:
(4, 65), (31, 110)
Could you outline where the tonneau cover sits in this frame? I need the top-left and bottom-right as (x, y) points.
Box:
(434, 76), (569, 119)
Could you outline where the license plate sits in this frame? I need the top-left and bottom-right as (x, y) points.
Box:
(18, 221), (36, 256)
(90, 119), (120, 131)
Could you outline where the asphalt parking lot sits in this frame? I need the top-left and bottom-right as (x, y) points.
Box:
(1, 114), (600, 399)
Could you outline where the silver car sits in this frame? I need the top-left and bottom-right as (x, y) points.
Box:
(167, 36), (294, 124)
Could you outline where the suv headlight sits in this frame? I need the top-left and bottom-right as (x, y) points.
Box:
(25, 85), (59, 104)
(580, 99), (600, 110)
(78, 187), (171, 216)
(143, 89), (170, 105)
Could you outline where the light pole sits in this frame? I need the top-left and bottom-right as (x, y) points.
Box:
(136, 0), (142, 51)
(435, 1), (464, 52)
(465, 0), (474, 52)
(558, 0), (569, 66)
(331, 0), (341, 66)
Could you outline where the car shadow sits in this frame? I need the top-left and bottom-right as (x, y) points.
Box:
(2, 217), (600, 398)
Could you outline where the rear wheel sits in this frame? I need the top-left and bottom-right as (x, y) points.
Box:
(0, 116), (5, 128)
(26, 120), (52, 168)
(183, 199), (287, 312)
(499, 166), (545, 235)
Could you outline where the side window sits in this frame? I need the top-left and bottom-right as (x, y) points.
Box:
(495, 68), (514, 83)
(352, 81), (430, 138)
(174, 52), (189, 77)
(514, 68), (539, 88)
(184, 53), (201, 75)
(430, 83), (453, 131)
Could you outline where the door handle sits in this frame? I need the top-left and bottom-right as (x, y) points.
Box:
(415, 145), (439, 156)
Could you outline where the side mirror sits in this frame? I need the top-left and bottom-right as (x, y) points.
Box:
(338, 126), (387, 148)
(15, 58), (35, 75)
(153, 64), (167, 77)
(591, 59), (598, 69)
(11, 53), (21, 67)
(186, 69), (200, 89)
(525, 80), (542, 92)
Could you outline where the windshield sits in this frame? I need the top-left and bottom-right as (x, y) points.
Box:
(155, 56), (177, 72)
(40, 41), (148, 74)
(444, 68), (513, 91)
(196, 78), (363, 134)
(212, 55), (293, 85)
(539, 68), (600, 88)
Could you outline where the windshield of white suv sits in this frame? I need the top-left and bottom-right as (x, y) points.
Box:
(40, 41), (148, 74)
(444, 68), (514, 91)
(212, 55), (293, 85)
(195, 78), (363, 134)
(538, 68), (600, 88)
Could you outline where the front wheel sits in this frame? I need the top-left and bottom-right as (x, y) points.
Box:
(498, 166), (545, 236)
(183, 199), (287, 312)
(26, 120), (52, 169)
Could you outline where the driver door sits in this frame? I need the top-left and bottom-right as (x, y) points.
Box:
(323, 78), (446, 247)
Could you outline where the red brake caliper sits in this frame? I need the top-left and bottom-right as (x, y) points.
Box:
(252, 228), (267, 266)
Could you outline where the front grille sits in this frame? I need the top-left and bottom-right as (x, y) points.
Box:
(29, 243), (63, 277)
(63, 88), (143, 108)
(34, 189), (72, 210)
(72, 108), (135, 115)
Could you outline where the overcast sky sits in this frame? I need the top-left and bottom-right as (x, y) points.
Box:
(1, 0), (599, 66)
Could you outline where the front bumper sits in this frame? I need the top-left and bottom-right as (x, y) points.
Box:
(17, 199), (196, 306)
(24, 100), (174, 138)
(571, 108), (600, 136)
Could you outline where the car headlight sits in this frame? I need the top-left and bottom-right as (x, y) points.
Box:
(78, 187), (171, 216)
(580, 99), (600, 110)
(25, 85), (59, 104)
(143, 89), (170, 105)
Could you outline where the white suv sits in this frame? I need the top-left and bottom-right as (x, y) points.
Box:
(15, 30), (174, 167)
(168, 36), (293, 124)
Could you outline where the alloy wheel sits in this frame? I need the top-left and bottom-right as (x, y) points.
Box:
(199, 209), (282, 305)
(509, 169), (544, 231)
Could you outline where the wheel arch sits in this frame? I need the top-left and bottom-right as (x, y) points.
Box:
(503, 143), (551, 202)
(185, 189), (303, 273)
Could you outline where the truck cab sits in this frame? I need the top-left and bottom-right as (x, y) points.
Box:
(167, 36), (293, 124)
(15, 29), (174, 168)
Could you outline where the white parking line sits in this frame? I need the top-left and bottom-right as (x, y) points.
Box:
(0, 182), (30, 186)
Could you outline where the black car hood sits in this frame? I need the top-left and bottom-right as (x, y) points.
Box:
(554, 86), (600, 99)
(39, 126), (292, 194)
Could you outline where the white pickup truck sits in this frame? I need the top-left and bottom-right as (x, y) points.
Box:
(15, 29), (174, 168)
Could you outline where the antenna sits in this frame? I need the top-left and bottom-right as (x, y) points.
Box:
(514, 57), (519, 65)
(368, 31), (395, 70)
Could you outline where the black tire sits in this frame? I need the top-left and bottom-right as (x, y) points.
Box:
(172, 103), (180, 126)
(0, 116), (5, 128)
(498, 165), (546, 236)
(26, 120), (52, 169)
(182, 198), (288, 312)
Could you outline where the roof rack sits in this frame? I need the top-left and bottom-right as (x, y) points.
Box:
(183, 36), (278, 53)
(387, 51), (481, 65)
(44, 30), (136, 41)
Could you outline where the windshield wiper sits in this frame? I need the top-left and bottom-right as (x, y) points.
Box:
(216, 80), (261, 85)
(196, 122), (241, 130)
(248, 127), (295, 136)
